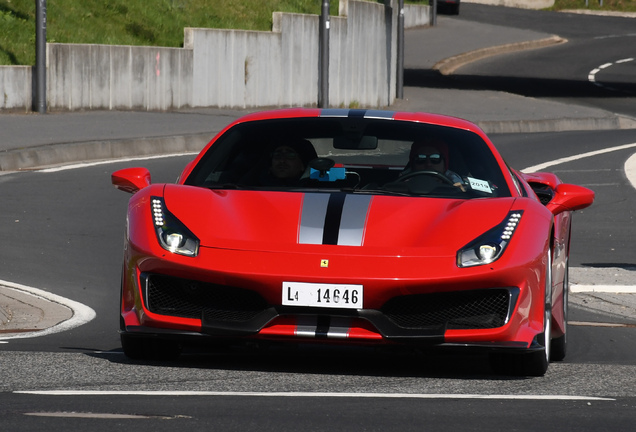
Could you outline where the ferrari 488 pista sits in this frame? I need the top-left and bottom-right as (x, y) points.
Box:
(112, 108), (594, 376)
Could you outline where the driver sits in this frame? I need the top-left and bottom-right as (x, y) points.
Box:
(260, 138), (317, 186)
(401, 138), (465, 191)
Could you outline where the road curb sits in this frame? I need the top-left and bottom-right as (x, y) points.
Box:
(433, 36), (567, 76)
(0, 132), (212, 172)
(0, 282), (96, 341)
(476, 115), (636, 134)
(0, 285), (72, 337)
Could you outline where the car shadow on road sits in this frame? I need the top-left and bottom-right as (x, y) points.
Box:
(90, 344), (533, 381)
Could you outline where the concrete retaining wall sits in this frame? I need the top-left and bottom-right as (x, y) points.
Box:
(0, 0), (430, 112)
(332, 0), (398, 108)
(404, 3), (432, 28)
(0, 66), (33, 112)
(464, 0), (554, 9)
(47, 44), (194, 111)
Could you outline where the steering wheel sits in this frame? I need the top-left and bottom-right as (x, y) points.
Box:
(397, 170), (455, 185)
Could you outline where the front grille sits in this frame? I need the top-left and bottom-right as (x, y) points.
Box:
(144, 274), (269, 322)
(381, 289), (513, 330)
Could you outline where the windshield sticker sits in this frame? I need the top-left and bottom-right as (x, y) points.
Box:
(467, 177), (492, 194)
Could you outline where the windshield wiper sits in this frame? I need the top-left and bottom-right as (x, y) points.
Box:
(348, 188), (411, 197)
(203, 183), (243, 190)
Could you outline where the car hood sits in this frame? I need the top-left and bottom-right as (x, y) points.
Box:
(163, 185), (517, 255)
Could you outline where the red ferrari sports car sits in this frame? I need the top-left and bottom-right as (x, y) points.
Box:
(112, 108), (594, 376)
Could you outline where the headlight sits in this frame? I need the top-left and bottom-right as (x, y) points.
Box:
(457, 211), (523, 267)
(151, 197), (200, 257)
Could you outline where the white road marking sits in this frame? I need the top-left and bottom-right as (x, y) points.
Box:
(14, 390), (615, 401)
(38, 152), (198, 173)
(587, 58), (635, 92)
(625, 153), (636, 189)
(24, 412), (181, 419)
(0, 280), (96, 341)
(550, 168), (615, 173)
(570, 321), (635, 328)
(571, 285), (636, 294)
(522, 142), (636, 174)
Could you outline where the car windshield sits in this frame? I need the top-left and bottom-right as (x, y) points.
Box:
(184, 117), (511, 199)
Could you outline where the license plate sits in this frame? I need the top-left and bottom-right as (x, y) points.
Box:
(282, 282), (363, 309)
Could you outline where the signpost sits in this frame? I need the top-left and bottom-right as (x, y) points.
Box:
(319, 0), (330, 108)
(35, 0), (47, 114)
(397, 0), (404, 99)
(431, 0), (437, 26)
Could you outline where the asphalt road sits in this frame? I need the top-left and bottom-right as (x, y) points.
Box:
(450, 5), (636, 118)
(495, 128), (636, 269)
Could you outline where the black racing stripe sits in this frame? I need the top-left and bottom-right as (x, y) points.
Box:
(322, 193), (346, 245)
(315, 316), (330, 339)
(347, 109), (367, 118)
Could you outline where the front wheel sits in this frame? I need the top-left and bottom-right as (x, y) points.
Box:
(490, 306), (551, 377)
(551, 257), (569, 361)
(521, 305), (551, 376)
(490, 249), (552, 376)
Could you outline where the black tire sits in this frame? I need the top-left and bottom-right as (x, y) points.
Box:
(489, 349), (548, 377)
(551, 258), (569, 361)
(121, 334), (182, 361)
(490, 250), (552, 376)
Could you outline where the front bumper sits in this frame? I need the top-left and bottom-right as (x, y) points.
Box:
(121, 271), (534, 349)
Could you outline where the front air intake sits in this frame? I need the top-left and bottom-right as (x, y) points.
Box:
(381, 288), (516, 330)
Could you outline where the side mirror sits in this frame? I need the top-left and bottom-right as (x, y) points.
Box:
(547, 183), (595, 215)
(111, 167), (151, 194)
